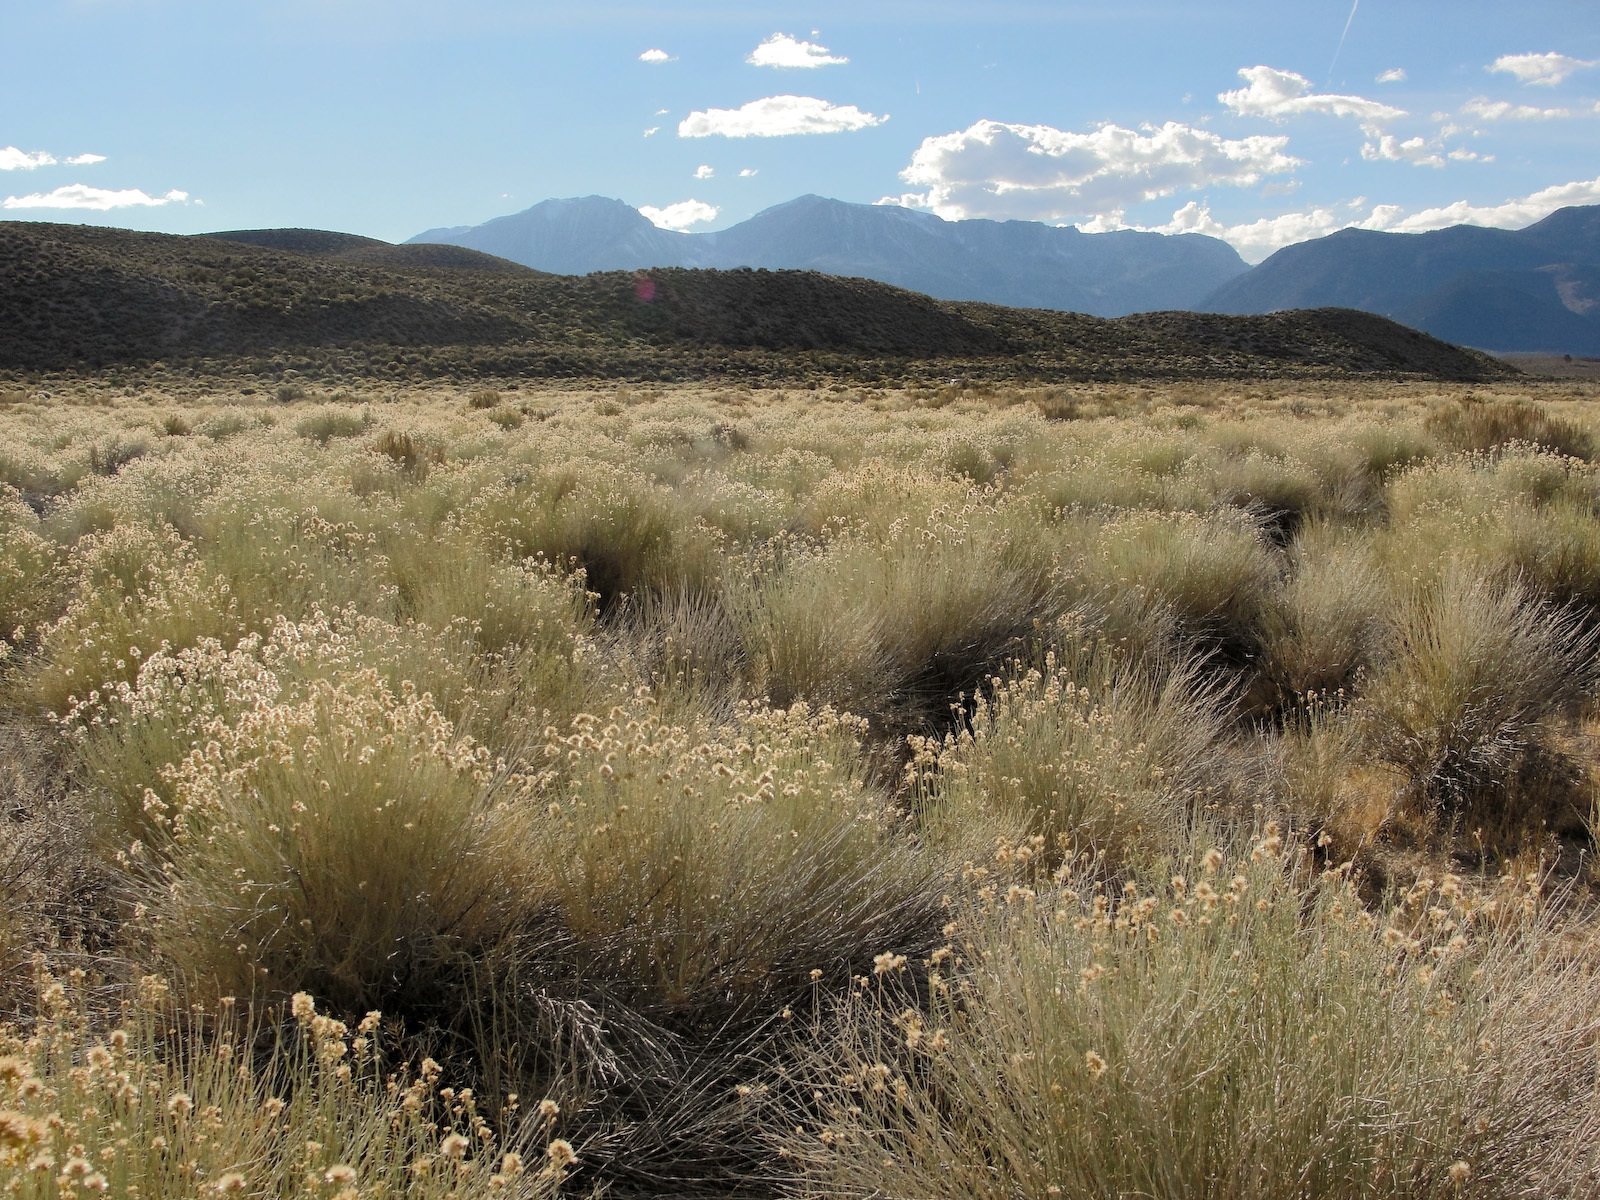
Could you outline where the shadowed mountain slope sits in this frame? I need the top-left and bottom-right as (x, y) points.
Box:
(0, 220), (1513, 382)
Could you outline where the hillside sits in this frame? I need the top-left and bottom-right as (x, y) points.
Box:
(0, 220), (1513, 383)
(1202, 205), (1600, 354)
(408, 194), (1250, 316)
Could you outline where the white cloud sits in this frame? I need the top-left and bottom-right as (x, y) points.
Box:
(1461, 96), (1571, 120)
(1361, 135), (1443, 167)
(0, 147), (56, 171)
(679, 95), (886, 138)
(739, 168), (758, 177)
(1082, 200), (1360, 261)
(693, 164), (714, 179)
(747, 33), (848, 69)
(64, 153), (106, 165)
(2, 185), (189, 211)
(639, 48), (674, 63)
(1378, 174), (1600, 232)
(1376, 68), (1407, 83)
(643, 127), (659, 137)
(1219, 65), (1405, 129)
(638, 199), (719, 231)
(1106, 172), (1600, 263)
(883, 118), (1298, 223)
(1489, 52), (1596, 87)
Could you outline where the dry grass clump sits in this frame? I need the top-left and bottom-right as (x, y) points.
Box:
(0, 491), (57, 660)
(1425, 393), (1593, 459)
(784, 837), (1600, 1199)
(742, 496), (1061, 731)
(462, 464), (724, 608)
(1360, 569), (1597, 816)
(1083, 508), (1279, 666)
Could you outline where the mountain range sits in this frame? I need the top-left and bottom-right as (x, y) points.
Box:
(412, 197), (1600, 354)
(410, 195), (1250, 318)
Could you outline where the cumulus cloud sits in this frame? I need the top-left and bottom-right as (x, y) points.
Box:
(1083, 200), (1358, 261)
(739, 167), (758, 177)
(643, 127), (660, 137)
(638, 198), (719, 230)
(1461, 96), (1572, 120)
(1103, 172), (1600, 262)
(65, 153), (106, 165)
(693, 164), (714, 179)
(883, 118), (1298, 223)
(639, 48), (674, 63)
(2, 184), (189, 211)
(1219, 65), (1405, 129)
(1379, 174), (1600, 232)
(0, 147), (56, 171)
(1489, 52), (1596, 86)
(747, 33), (847, 69)
(679, 95), (886, 137)
(1361, 135), (1442, 167)
(1376, 68), (1407, 83)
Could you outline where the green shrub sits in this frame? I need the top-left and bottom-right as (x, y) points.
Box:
(911, 646), (1225, 868)
(523, 697), (939, 1011)
(296, 408), (372, 444)
(88, 628), (537, 1015)
(785, 845), (1600, 1198)
(1424, 394), (1592, 459)
(1260, 522), (1386, 699)
(1359, 568), (1597, 809)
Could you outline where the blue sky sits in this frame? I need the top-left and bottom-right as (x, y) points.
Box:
(3, 1), (1598, 260)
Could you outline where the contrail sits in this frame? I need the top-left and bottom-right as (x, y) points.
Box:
(1327, 0), (1360, 84)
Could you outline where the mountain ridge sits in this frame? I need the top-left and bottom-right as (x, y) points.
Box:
(1201, 206), (1600, 353)
(408, 194), (1250, 317)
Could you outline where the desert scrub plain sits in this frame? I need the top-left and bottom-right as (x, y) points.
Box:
(4, 375), (1600, 1197)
